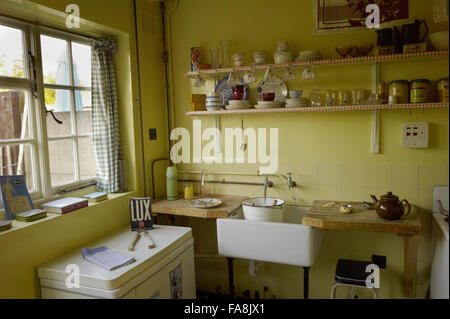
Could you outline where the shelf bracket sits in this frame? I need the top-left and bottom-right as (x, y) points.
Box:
(371, 62), (380, 154)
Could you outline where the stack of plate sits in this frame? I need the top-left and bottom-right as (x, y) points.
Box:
(285, 98), (310, 108)
(227, 100), (253, 110)
(255, 101), (283, 109)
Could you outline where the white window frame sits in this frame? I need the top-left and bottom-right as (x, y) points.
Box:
(0, 16), (96, 203)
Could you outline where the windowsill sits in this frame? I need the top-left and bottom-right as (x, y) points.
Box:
(0, 191), (136, 237)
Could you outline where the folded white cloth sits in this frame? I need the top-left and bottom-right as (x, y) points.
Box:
(81, 246), (135, 271)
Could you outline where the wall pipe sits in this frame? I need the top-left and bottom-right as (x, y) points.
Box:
(133, 0), (148, 196)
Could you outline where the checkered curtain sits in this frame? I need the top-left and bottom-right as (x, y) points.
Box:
(91, 38), (123, 193)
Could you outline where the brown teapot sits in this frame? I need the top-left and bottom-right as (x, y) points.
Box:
(370, 191), (411, 221)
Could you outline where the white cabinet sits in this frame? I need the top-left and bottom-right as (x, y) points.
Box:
(38, 225), (196, 299)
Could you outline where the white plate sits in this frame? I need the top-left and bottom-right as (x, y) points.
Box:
(255, 102), (283, 109)
(191, 198), (223, 209)
(256, 76), (288, 102)
(226, 103), (252, 110)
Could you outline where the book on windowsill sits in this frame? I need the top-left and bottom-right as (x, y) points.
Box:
(41, 197), (88, 214)
(0, 175), (34, 220)
(15, 209), (47, 222)
(84, 192), (108, 203)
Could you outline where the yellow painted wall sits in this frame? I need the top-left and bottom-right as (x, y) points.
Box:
(168, 0), (449, 298)
(0, 0), (168, 298)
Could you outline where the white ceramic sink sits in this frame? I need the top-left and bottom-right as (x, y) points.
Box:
(217, 205), (322, 267)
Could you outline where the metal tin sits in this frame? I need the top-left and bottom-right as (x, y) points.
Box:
(410, 79), (430, 103)
(388, 80), (409, 104)
(437, 77), (449, 103)
(190, 47), (201, 72)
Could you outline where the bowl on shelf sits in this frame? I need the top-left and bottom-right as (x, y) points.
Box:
(295, 50), (322, 62)
(335, 45), (354, 58)
(429, 31), (449, 51)
(356, 43), (373, 56)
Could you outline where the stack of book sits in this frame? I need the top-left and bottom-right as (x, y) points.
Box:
(0, 220), (12, 232)
(16, 209), (47, 222)
(41, 197), (88, 214)
(85, 192), (108, 203)
(190, 94), (206, 111)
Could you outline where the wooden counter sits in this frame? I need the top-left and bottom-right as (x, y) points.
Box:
(152, 194), (246, 219)
(303, 200), (422, 298)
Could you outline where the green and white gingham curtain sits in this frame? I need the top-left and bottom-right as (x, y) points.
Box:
(91, 38), (124, 193)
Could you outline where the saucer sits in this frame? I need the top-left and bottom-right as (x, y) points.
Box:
(255, 101), (283, 109)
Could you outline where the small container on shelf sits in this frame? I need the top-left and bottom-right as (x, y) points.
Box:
(388, 80), (409, 104)
(410, 79), (431, 103)
(437, 77), (449, 103)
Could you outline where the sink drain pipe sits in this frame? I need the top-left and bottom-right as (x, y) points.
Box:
(226, 258), (311, 299)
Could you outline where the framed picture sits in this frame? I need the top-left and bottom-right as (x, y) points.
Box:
(314, 0), (411, 33)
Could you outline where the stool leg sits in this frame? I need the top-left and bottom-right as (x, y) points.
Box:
(303, 267), (310, 299)
(330, 283), (338, 299)
(370, 288), (378, 299)
(227, 257), (235, 298)
(348, 286), (356, 299)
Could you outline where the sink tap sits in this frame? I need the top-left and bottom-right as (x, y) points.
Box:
(286, 172), (296, 191)
(271, 172), (297, 190)
(263, 176), (273, 199)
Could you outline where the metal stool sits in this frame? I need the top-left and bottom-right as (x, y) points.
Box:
(330, 255), (386, 299)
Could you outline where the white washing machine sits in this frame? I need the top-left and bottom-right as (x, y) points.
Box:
(430, 186), (449, 299)
(38, 225), (196, 299)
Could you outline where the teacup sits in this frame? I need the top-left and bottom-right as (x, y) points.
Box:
(232, 85), (245, 100)
(262, 93), (275, 101)
(253, 51), (267, 64)
(289, 90), (303, 99)
(232, 52), (245, 66)
(277, 42), (289, 51)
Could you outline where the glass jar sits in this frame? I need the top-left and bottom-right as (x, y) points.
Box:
(388, 80), (409, 104)
(325, 90), (338, 106)
(310, 89), (324, 107)
(200, 169), (211, 197)
(351, 89), (367, 105)
(338, 90), (351, 105)
(410, 79), (431, 103)
(437, 77), (449, 103)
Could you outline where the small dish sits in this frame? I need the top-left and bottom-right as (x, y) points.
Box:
(191, 198), (223, 209)
(340, 204), (353, 213)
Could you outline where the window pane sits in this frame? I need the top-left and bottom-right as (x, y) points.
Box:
(0, 25), (25, 78)
(0, 143), (36, 192)
(0, 89), (31, 140)
(45, 88), (73, 137)
(76, 90), (92, 135)
(41, 35), (69, 85)
(71, 42), (91, 87)
(48, 139), (75, 186)
(78, 137), (96, 180)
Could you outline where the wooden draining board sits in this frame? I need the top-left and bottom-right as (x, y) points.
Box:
(303, 200), (422, 236)
(152, 194), (246, 219)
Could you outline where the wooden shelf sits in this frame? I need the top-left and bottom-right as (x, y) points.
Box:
(186, 102), (449, 116)
(185, 50), (449, 78)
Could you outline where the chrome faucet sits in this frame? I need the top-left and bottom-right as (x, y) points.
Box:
(286, 172), (296, 190)
(272, 172), (297, 190)
(263, 176), (273, 199)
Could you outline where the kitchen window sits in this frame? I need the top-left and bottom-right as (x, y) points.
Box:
(0, 16), (96, 206)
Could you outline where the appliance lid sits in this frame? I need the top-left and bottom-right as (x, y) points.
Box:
(37, 225), (192, 291)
